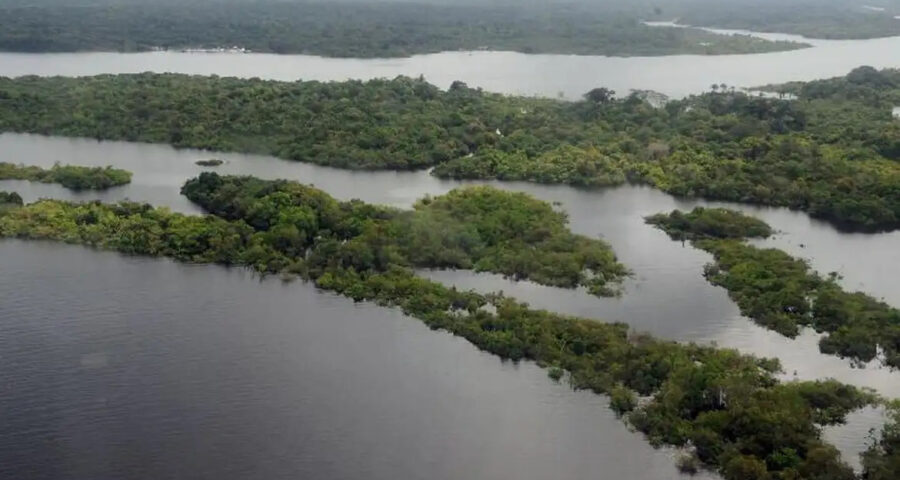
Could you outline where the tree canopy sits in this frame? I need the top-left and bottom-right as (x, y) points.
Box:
(1, 69), (898, 230)
(0, 1), (804, 57)
(0, 162), (132, 190)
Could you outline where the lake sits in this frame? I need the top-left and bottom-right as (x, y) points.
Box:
(1, 132), (896, 472)
(1, 32), (899, 98)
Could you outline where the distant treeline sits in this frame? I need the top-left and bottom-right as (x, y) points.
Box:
(0, 173), (891, 480)
(0, 1), (804, 57)
(671, 0), (900, 39)
(1, 68), (898, 230)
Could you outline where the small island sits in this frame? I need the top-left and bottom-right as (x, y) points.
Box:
(645, 207), (773, 241)
(195, 159), (224, 167)
(0, 163), (132, 190)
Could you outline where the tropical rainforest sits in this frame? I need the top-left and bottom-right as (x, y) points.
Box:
(2, 0), (897, 57)
(0, 162), (132, 190)
(0, 0), (804, 57)
(648, 207), (900, 369)
(0, 174), (894, 479)
(0, 68), (898, 230)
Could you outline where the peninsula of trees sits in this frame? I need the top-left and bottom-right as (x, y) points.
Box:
(0, 174), (892, 479)
(648, 207), (900, 368)
(1, 68), (898, 230)
(0, 163), (132, 190)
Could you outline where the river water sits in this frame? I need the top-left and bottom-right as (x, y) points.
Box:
(1, 239), (721, 480)
(0, 32), (899, 98)
(1, 132), (897, 473)
(2, 28), (900, 476)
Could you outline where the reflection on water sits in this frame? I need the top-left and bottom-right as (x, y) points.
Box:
(1, 31), (900, 98)
(2, 132), (897, 468)
(0, 240), (715, 480)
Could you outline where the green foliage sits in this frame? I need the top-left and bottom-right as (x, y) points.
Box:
(700, 240), (900, 368)
(195, 159), (223, 167)
(1, 70), (899, 230)
(609, 384), (638, 416)
(676, 452), (701, 475)
(0, 1), (804, 57)
(0, 172), (875, 480)
(649, 208), (900, 368)
(547, 366), (564, 382)
(862, 402), (900, 480)
(0, 199), (253, 263)
(671, 0), (900, 40)
(179, 173), (628, 295)
(0, 74), (571, 170)
(407, 187), (628, 294)
(646, 207), (773, 241)
(433, 145), (629, 187)
(0, 191), (23, 206)
(0, 162), (132, 190)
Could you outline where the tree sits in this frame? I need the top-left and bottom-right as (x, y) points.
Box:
(585, 87), (615, 104)
(723, 455), (768, 480)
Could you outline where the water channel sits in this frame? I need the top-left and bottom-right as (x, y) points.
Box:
(1, 132), (897, 473)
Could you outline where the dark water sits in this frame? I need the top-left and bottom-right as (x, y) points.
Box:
(0, 240), (716, 480)
(0, 32), (900, 98)
(1, 132), (897, 471)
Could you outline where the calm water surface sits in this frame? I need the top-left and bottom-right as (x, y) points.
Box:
(0, 240), (718, 480)
(3, 27), (899, 475)
(1, 32), (899, 98)
(1, 131), (896, 472)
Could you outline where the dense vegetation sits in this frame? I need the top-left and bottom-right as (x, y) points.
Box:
(0, 191), (23, 206)
(646, 207), (774, 240)
(862, 402), (900, 479)
(0, 1), (803, 57)
(1, 69), (898, 230)
(668, 0), (900, 39)
(0, 162), (132, 190)
(180, 174), (628, 295)
(648, 208), (900, 368)
(0, 172), (882, 479)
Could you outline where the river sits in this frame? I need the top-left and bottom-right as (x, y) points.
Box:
(1, 32), (899, 98)
(1, 239), (723, 480)
(2, 27), (900, 476)
(1, 132), (896, 473)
